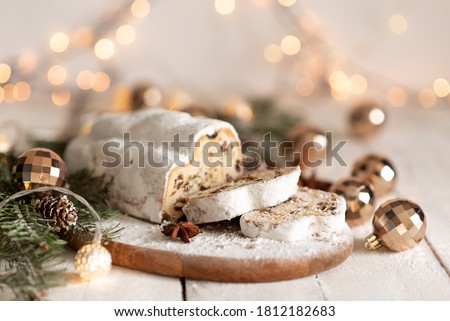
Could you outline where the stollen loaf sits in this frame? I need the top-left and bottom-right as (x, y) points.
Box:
(65, 109), (242, 223)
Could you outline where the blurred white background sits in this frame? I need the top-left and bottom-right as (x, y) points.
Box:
(1, 0), (449, 133)
(2, 0), (449, 92)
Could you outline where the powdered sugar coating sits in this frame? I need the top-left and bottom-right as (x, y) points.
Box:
(65, 109), (241, 223)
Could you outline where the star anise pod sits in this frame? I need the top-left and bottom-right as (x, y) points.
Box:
(161, 221), (202, 243)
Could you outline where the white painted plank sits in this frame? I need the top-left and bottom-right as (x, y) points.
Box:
(186, 276), (325, 301)
(44, 249), (182, 301)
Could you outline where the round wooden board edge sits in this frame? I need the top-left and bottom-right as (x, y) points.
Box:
(68, 230), (354, 283)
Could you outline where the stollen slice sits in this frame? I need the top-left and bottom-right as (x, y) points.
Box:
(183, 166), (300, 224)
(240, 187), (346, 241)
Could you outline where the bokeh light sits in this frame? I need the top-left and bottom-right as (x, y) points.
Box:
(215, 0), (235, 15)
(52, 89), (71, 106)
(264, 44), (283, 63)
(47, 65), (67, 86)
(281, 35), (301, 55)
(387, 87), (407, 107)
(389, 14), (408, 34)
(73, 27), (94, 47)
(329, 71), (350, 92)
(418, 89), (436, 108)
(131, 0), (151, 18)
(349, 74), (367, 95)
(50, 32), (70, 53)
(0, 64), (11, 83)
(278, 0), (296, 7)
(77, 70), (95, 90)
(13, 82), (31, 102)
(17, 51), (37, 74)
(2, 84), (15, 103)
(433, 78), (450, 98)
(92, 72), (110, 92)
(116, 25), (136, 45)
(95, 39), (115, 60)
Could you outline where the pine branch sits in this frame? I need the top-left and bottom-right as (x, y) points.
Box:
(0, 200), (67, 300)
(68, 169), (114, 207)
(68, 207), (123, 245)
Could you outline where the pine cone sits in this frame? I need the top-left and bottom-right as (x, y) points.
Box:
(37, 195), (78, 231)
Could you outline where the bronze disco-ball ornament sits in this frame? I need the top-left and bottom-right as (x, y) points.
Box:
(351, 154), (397, 197)
(288, 124), (328, 169)
(349, 101), (387, 137)
(365, 198), (426, 252)
(330, 177), (375, 227)
(11, 148), (67, 190)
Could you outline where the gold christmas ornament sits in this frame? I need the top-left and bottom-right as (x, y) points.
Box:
(349, 101), (386, 137)
(288, 124), (328, 169)
(131, 83), (163, 110)
(75, 242), (112, 281)
(11, 148), (67, 190)
(330, 177), (375, 227)
(351, 154), (397, 197)
(365, 198), (426, 252)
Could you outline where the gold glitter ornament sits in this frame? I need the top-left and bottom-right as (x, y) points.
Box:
(11, 148), (67, 190)
(365, 198), (426, 252)
(288, 124), (328, 169)
(330, 177), (375, 227)
(349, 101), (386, 137)
(351, 154), (397, 197)
(75, 243), (112, 281)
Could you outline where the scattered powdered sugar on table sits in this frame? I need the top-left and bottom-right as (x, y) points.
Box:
(107, 215), (353, 261)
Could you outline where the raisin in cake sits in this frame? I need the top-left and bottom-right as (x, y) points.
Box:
(183, 166), (300, 224)
(240, 187), (346, 241)
(65, 109), (242, 223)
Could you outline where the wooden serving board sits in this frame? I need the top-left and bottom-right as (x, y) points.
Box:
(70, 215), (353, 283)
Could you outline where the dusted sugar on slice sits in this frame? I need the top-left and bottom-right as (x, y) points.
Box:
(183, 166), (301, 224)
(240, 187), (346, 241)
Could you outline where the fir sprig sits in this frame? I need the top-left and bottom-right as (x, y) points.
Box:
(0, 200), (67, 300)
(0, 162), (123, 300)
(68, 169), (113, 207)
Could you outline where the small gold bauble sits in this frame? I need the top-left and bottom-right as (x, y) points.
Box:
(288, 124), (328, 169)
(351, 154), (397, 197)
(75, 243), (112, 281)
(365, 198), (426, 252)
(330, 177), (375, 227)
(131, 83), (163, 110)
(11, 148), (67, 190)
(349, 101), (386, 137)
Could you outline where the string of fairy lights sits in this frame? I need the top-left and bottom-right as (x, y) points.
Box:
(0, 0), (449, 113)
(0, 0), (150, 107)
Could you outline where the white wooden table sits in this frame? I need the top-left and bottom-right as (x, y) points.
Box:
(3, 105), (450, 300)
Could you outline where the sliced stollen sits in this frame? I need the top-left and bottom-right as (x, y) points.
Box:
(183, 166), (300, 224)
(240, 187), (347, 241)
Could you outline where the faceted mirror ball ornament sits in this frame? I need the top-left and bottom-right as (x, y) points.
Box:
(349, 101), (386, 137)
(365, 198), (426, 252)
(351, 154), (397, 197)
(288, 124), (328, 169)
(11, 148), (67, 190)
(330, 177), (375, 227)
